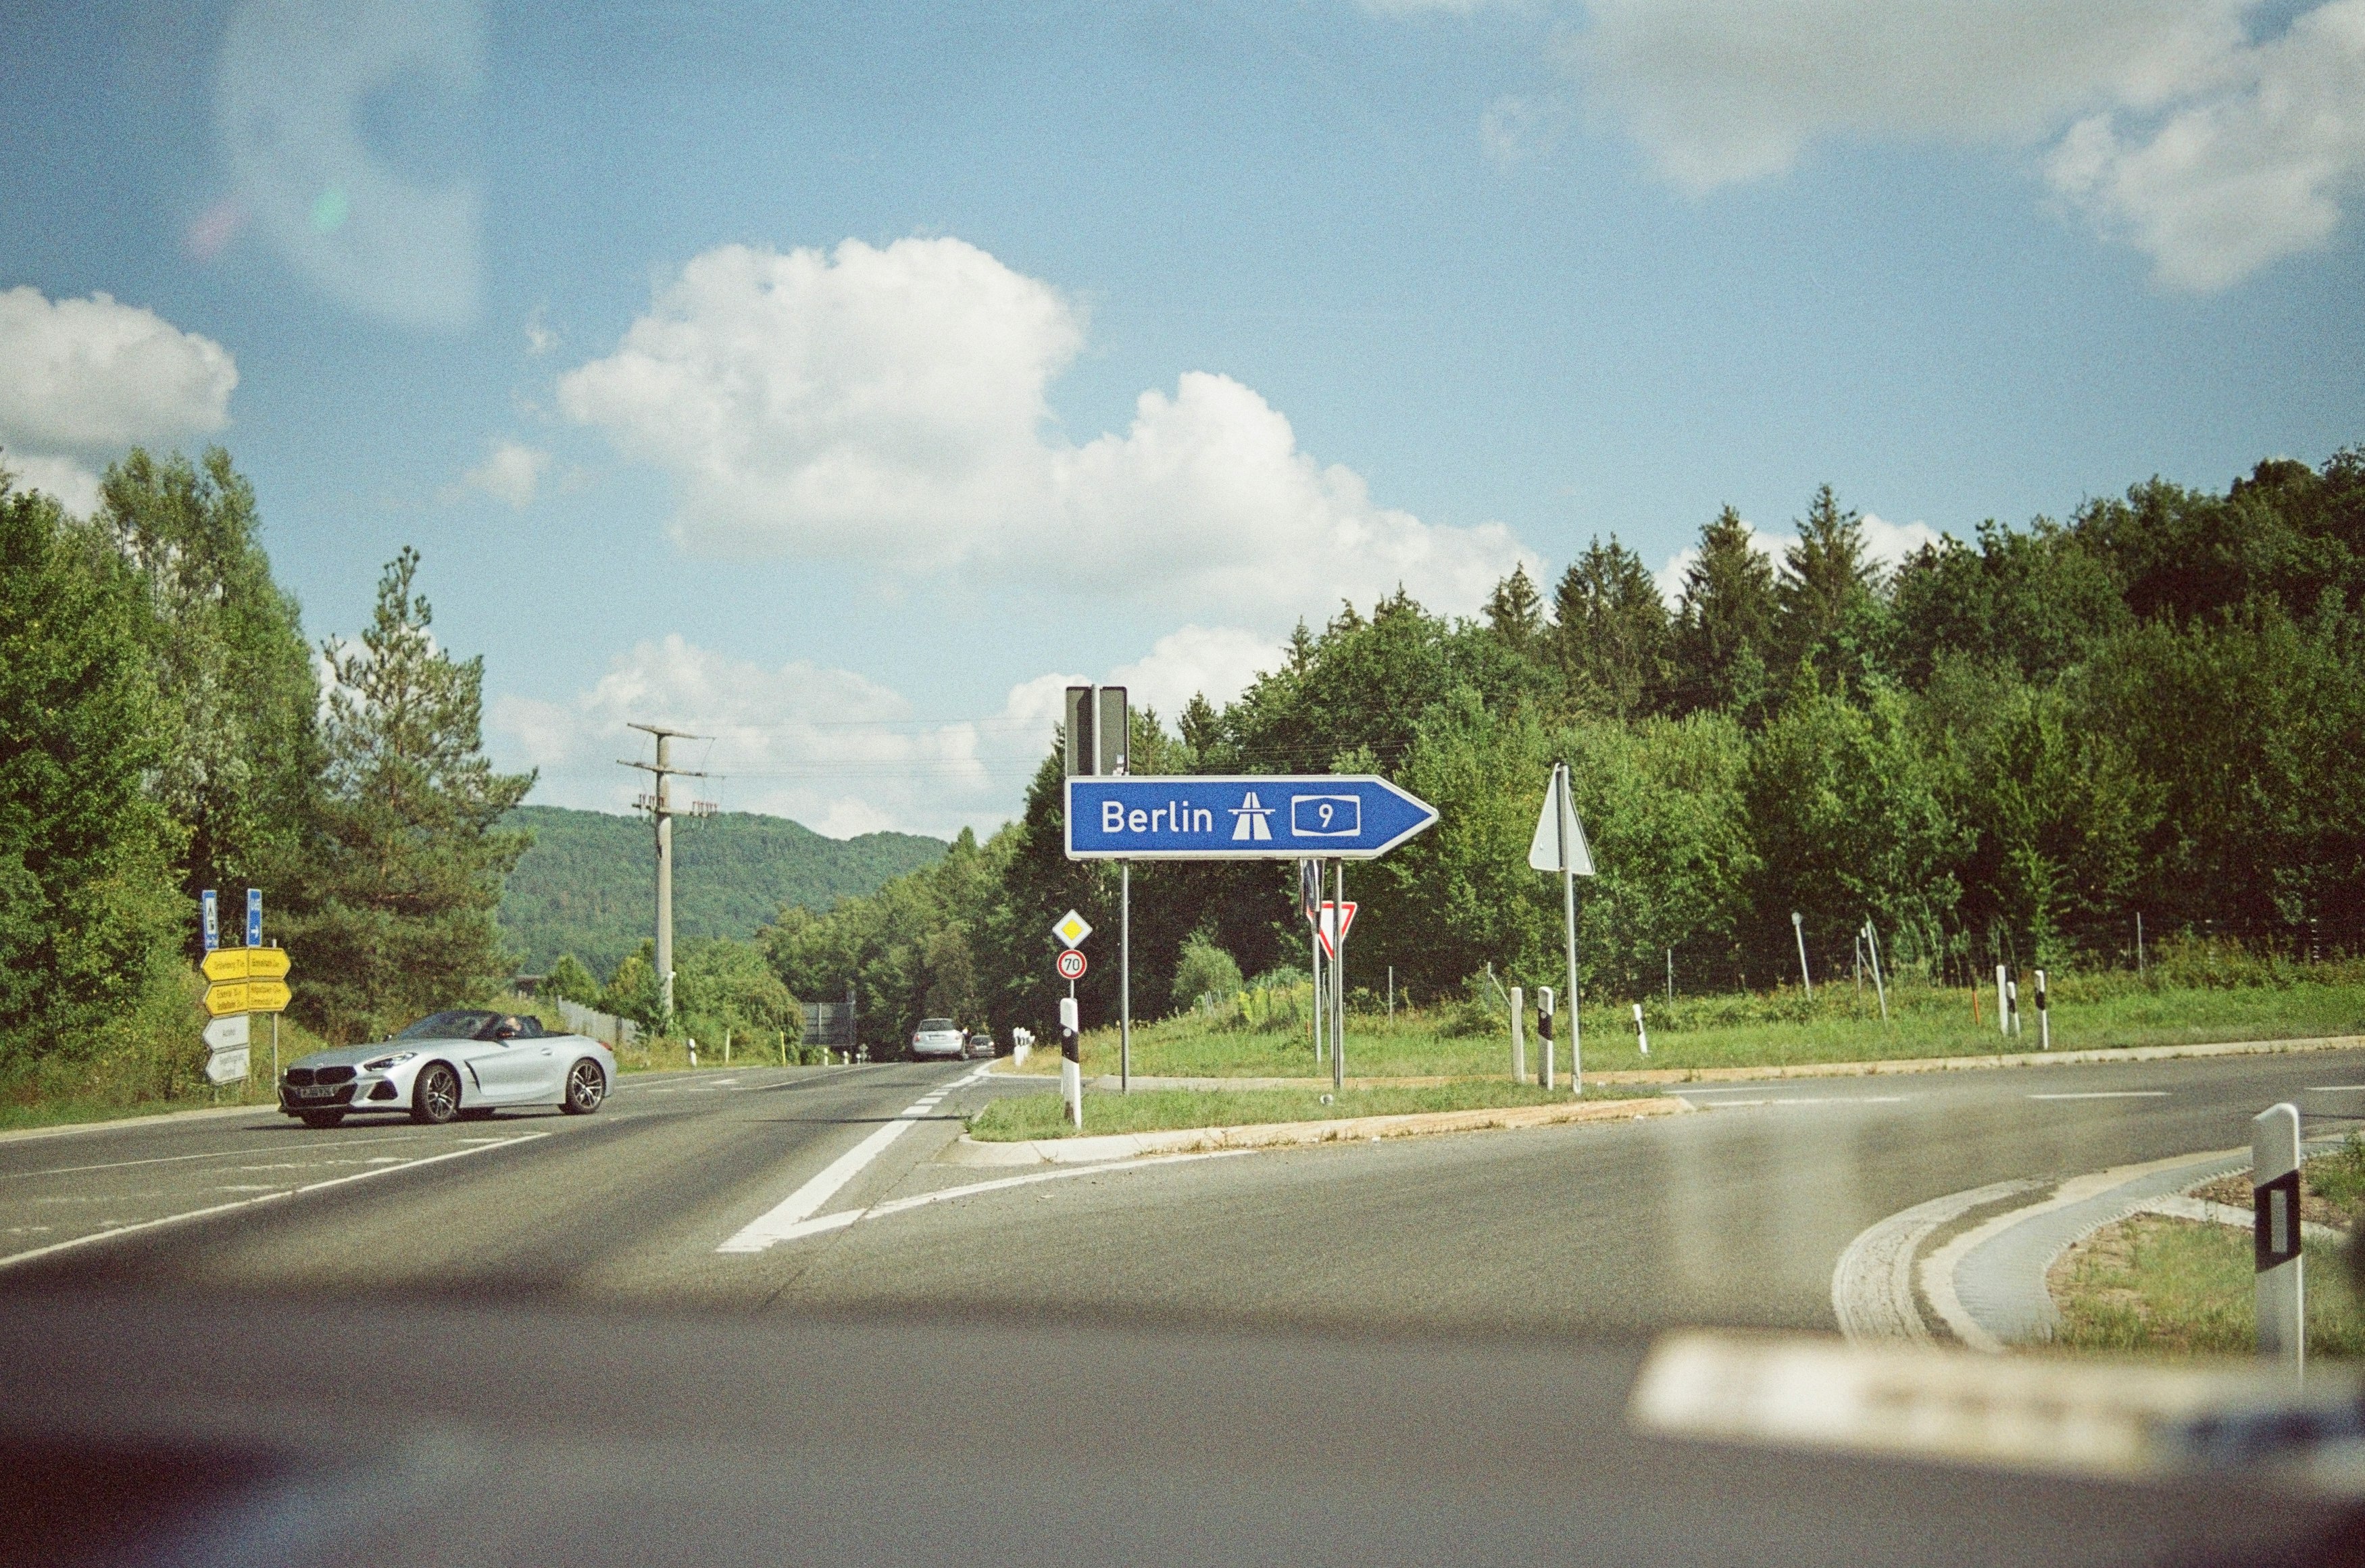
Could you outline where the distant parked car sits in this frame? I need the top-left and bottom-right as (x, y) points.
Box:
(279, 1009), (616, 1130)
(964, 1030), (995, 1060)
(909, 1017), (967, 1061)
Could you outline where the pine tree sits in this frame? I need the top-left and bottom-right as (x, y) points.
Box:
(284, 549), (534, 1041)
(1483, 563), (1545, 657)
(1774, 483), (1884, 685)
(1546, 536), (1671, 718)
(1669, 506), (1778, 715)
(98, 448), (319, 917)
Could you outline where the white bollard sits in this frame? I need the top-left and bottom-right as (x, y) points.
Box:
(1510, 986), (1526, 1084)
(1633, 1001), (1649, 1057)
(2035, 969), (2049, 1051)
(1995, 963), (2010, 1037)
(688, 1036), (698, 1067)
(1539, 987), (1556, 1092)
(2253, 1102), (2305, 1376)
(1060, 997), (1082, 1130)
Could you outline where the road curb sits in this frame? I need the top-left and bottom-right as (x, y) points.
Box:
(944, 1092), (1689, 1167)
(0, 1101), (274, 1147)
(1593, 1033), (2365, 1086)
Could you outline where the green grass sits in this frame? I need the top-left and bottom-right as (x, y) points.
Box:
(2049, 1216), (2365, 1357)
(1006, 971), (2365, 1082)
(968, 1078), (1655, 1141)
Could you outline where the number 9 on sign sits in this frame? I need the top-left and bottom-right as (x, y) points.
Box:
(1056, 949), (1088, 980)
(1291, 794), (1360, 837)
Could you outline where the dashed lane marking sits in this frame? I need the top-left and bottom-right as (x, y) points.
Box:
(2026, 1091), (2170, 1101)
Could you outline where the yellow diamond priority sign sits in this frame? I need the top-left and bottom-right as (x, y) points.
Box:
(1051, 909), (1093, 949)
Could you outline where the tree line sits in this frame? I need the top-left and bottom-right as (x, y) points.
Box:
(757, 446), (2365, 1046)
(1, 450), (534, 1097)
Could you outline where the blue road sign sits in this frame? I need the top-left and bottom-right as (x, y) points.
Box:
(1065, 775), (1437, 861)
(245, 888), (262, 947)
(201, 890), (219, 952)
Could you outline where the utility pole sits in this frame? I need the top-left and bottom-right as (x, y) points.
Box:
(622, 724), (714, 1032)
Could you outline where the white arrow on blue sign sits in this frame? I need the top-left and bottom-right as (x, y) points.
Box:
(1065, 775), (1438, 861)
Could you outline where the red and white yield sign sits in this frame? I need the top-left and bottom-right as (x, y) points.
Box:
(1055, 949), (1088, 980)
(1314, 901), (1358, 959)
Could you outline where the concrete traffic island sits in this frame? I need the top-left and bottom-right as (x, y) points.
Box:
(943, 1090), (1690, 1167)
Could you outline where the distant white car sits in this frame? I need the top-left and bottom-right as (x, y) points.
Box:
(279, 1009), (616, 1130)
(909, 1017), (967, 1061)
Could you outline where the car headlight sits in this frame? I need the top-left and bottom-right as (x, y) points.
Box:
(362, 1051), (418, 1071)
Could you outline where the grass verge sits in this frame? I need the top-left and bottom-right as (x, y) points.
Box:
(2049, 1139), (2365, 1357)
(968, 1078), (1656, 1141)
(2047, 1217), (2365, 1357)
(1005, 973), (2365, 1082)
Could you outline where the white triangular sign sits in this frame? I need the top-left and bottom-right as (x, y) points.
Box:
(1316, 901), (1358, 957)
(1527, 765), (1594, 876)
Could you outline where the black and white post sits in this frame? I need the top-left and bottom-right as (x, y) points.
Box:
(1060, 996), (1082, 1130)
(1538, 986), (1555, 1092)
(2253, 1101), (2304, 1375)
(1864, 919), (1888, 1022)
(1510, 985), (1526, 1084)
(2035, 968), (2049, 1051)
(1791, 910), (1812, 1000)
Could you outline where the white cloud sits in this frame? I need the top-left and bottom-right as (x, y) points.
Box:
(213, 0), (484, 330)
(1651, 510), (1941, 608)
(1562, 0), (2365, 287)
(0, 286), (239, 513)
(1106, 625), (1284, 719)
(459, 440), (551, 508)
(491, 624), (1294, 838)
(491, 634), (1069, 840)
(559, 237), (1531, 627)
(2045, 1), (2365, 289)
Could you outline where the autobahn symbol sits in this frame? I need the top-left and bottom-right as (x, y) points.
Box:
(1056, 949), (1087, 981)
(1066, 775), (1437, 861)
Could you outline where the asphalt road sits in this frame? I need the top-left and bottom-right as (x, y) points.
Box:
(7, 1046), (2364, 1328)
(7, 1048), (2365, 1567)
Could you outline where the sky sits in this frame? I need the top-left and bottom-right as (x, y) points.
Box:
(3, 0), (2362, 841)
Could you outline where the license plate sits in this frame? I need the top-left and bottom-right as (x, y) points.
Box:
(293, 1085), (337, 1100)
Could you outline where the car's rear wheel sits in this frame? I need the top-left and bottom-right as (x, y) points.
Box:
(562, 1058), (605, 1115)
(412, 1063), (461, 1125)
(299, 1110), (344, 1129)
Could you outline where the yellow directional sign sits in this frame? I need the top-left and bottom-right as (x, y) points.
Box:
(202, 978), (292, 1017)
(202, 946), (291, 982)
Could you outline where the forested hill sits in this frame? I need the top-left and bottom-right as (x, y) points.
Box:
(498, 805), (945, 974)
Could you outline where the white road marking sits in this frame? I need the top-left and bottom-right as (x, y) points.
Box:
(1676, 1095), (1909, 1107)
(715, 1066), (993, 1254)
(2026, 1091), (2170, 1101)
(0, 1134), (546, 1272)
(736, 1150), (1259, 1247)
(0, 1131), (453, 1183)
(2308, 1086), (2365, 1092)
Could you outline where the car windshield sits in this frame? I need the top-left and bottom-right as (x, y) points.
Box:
(7, 6), (2362, 1559)
(395, 1010), (500, 1041)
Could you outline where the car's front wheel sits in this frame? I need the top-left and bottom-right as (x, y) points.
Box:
(412, 1063), (461, 1125)
(562, 1058), (606, 1115)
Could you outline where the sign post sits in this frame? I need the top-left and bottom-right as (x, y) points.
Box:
(2254, 1102), (2305, 1376)
(1064, 771), (1436, 1090)
(201, 890), (218, 953)
(1528, 763), (1593, 1096)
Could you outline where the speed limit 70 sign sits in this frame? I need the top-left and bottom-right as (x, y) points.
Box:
(1056, 949), (1087, 980)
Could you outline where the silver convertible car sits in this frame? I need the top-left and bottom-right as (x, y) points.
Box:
(278, 1009), (616, 1129)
